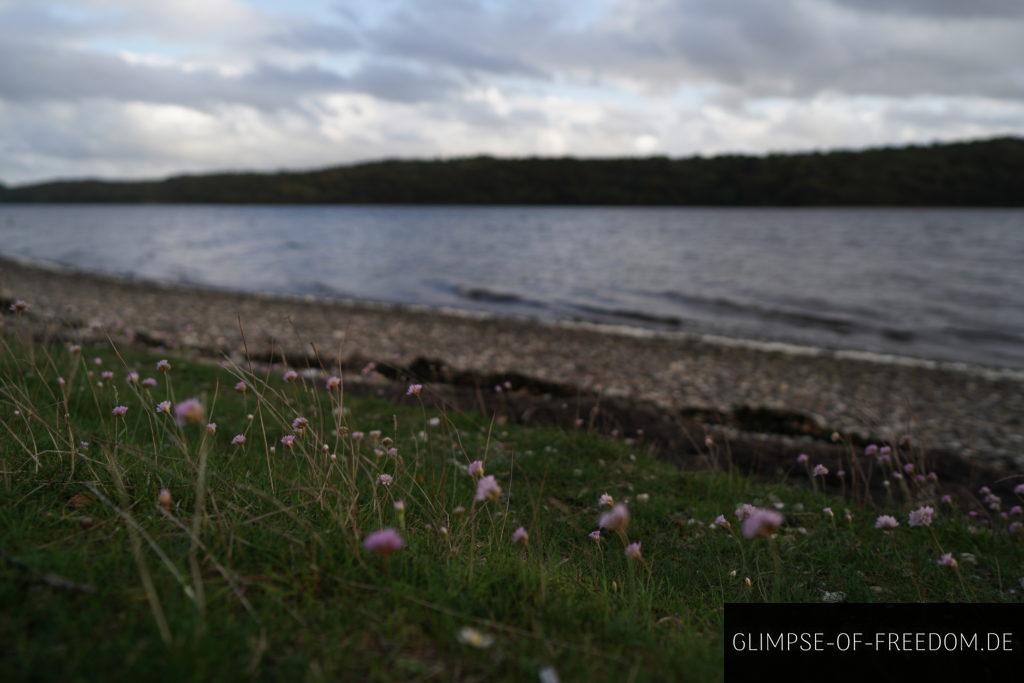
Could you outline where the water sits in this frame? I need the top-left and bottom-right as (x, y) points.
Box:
(2, 204), (1023, 368)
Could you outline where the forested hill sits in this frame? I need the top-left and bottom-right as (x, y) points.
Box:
(2, 137), (1023, 206)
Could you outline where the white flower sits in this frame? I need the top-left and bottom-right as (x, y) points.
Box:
(456, 626), (493, 649)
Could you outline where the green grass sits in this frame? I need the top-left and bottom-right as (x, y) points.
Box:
(1, 336), (1021, 682)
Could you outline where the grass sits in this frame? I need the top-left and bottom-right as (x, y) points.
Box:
(1, 329), (1022, 682)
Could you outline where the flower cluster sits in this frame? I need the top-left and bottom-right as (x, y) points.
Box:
(363, 528), (404, 557)
(475, 475), (502, 502)
(875, 515), (899, 530)
(741, 508), (784, 539)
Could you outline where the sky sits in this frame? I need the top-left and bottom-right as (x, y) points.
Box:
(1, 0), (1023, 184)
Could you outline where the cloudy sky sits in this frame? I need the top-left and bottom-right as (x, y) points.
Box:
(2, 0), (1023, 184)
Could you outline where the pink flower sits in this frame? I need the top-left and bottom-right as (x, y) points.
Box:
(1010, 522), (1023, 535)
(326, 375), (341, 391)
(142, 377), (157, 388)
(741, 508), (784, 539)
(231, 434), (246, 446)
(1010, 506), (1023, 516)
(588, 530), (602, 542)
(280, 434), (296, 448)
(111, 405), (128, 416)
(156, 400), (172, 414)
(979, 486), (992, 495)
(599, 504), (630, 532)
(875, 515), (899, 530)
(908, 505), (935, 527)
(387, 447), (398, 457)
(100, 370), (114, 380)
(377, 473), (393, 486)
(9, 299), (29, 314)
(822, 507), (834, 518)
(291, 416), (308, 431)
(714, 514), (731, 529)
(467, 460), (485, 477)
(363, 528), (404, 557)
(127, 371), (140, 384)
(735, 503), (756, 521)
(903, 463), (915, 474)
(361, 362), (377, 376)
(156, 359), (171, 373)
(234, 381), (248, 393)
(599, 493), (614, 507)
(1014, 483), (1024, 496)
(512, 527), (529, 545)
(406, 383), (423, 397)
(864, 444), (878, 456)
(937, 553), (958, 569)
(205, 422), (217, 434)
(796, 453), (809, 465)
(941, 494), (954, 505)
(474, 475), (502, 502)
(174, 398), (204, 426)
(625, 542), (642, 560)
(812, 464), (828, 477)
(281, 369), (298, 383)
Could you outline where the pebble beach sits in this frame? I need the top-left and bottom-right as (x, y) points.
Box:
(2, 254), (1022, 469)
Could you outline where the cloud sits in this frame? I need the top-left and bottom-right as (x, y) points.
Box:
(0, 41), (352, 110)
(346, 62), (462, 103)
(304, 0), (1024, 101)
(827, 0), (1024, 19)
(1, 0), (1023, 183)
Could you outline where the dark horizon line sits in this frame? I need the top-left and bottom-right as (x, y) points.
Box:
(3, 135), (1022, 207)
(3, 133), (1021, 190)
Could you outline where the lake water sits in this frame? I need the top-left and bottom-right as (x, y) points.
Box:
(2, 204), (1023, 368)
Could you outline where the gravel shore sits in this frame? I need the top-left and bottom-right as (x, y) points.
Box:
(2, 255), (1022, 467)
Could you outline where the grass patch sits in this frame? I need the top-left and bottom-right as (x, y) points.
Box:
(1, 334), (1021, 681)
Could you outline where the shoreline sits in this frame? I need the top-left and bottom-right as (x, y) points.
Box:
(2, 253), (1023, 467)
(4, 251), (1021, 381)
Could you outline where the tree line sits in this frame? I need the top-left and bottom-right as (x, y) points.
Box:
(2, 136), (1022, 205)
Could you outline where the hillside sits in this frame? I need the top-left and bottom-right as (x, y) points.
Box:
(2, 137), (1023, 206)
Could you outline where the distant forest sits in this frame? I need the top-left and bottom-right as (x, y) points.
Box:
(2, 137), (1023, 206)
